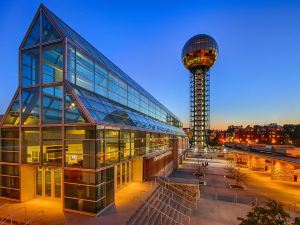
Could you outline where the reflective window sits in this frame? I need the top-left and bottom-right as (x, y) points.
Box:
(42, 45), (63, 83)
(21, 48), (40, 86)
(67, 45), (76, 83)
(42, 127), (62, 166)
(65, 89), (89, 124)
(42, 13), (61, 43)
(65, 126), (96, 169)
(21, 88), (40, 125)
(0, 128), (19, 163)
(21, 128), (40, 164)
(3, 92), (20, 126)
(23, 15), (40, 47)
(42, 86), (63, 124)
(76, 50), (94, 91)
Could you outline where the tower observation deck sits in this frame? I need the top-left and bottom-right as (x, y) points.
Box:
(182, 34), (218, 150)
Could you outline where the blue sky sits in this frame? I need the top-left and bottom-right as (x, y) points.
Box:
(0, 0), (300, 129)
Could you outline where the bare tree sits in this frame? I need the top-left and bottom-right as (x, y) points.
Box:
(225, 165), (247, 186)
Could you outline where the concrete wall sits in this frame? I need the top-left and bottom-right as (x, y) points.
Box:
(271, 161), (295, 182)
(249, 156), (266, 171)
(20, 165), (35, 202)
(132, 157), (143, 182)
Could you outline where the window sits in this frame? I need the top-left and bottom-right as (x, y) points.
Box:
(65, 89), (89, 124)
(21, 48), (40, 86)
(42, 45), (63, 83)
(21, 88), (40, 125)
(2, 92), (20, 126)
(42, 127), (62, 166)
(23, 16), (40, 48)
(42, 13), (61, 43)
(42, 86), (63, 124)
(76, 50), (94, 91)
(65, 126), (96, 169)
(21, 128), (40, 164)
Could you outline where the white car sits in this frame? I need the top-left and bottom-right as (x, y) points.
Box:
(199, 181), (207, 186)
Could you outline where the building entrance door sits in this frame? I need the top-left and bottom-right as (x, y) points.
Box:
(36, 167), (61, 199)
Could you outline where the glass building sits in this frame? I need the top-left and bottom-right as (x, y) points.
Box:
(0, 4), (188, 215)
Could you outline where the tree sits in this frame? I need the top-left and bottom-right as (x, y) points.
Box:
(225, 165), (247, 186)
(238, 200), (291, 225)
(293, 217), (300, 225)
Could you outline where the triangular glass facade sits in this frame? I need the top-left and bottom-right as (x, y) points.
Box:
(65, 87), (89, 124)
(23, 15), (40, 48)
(2, 91), (20, 126)
(42, 12), (61, 43)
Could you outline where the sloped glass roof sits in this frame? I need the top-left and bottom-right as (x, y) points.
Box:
(71, 83), (185, 136)
(41, 5), (181, 123)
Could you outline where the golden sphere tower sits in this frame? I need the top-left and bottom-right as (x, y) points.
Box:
(182, 34), (218, 150)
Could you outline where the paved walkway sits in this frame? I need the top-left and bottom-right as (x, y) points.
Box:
(171, 155), (300, 225)
(0, 182), (153, 225)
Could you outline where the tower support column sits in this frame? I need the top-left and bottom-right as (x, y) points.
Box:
(190, 68), (210, 150)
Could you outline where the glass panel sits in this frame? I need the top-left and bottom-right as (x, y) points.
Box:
(54, 169), (61, 198)
(67, 44), (76, 83)
(45, 168), (51, 197)
(105, 167), (114, 206)
(42, 127), (62, 166)
(23, 15), (40, 47)
(65, 89), (89, 124)
(3, 93), (20, 126)
(42, 13), (61, 43)
(0, 165), (19, 176)
(36, 167), (42, 196)
(42, 86), (62, 124)
(117, 164), (121, 189)
(0, 188), (20, 200)
(65, 126), (96, 169)
(64, 170), (98, 185)
(0, 176), (19, 189)
(21, 128), (40, 163)
(76, 50), (94, 91)
(22, 88), (40, 125)
(42, 45), (63, 83)
(21, 48), (40, 86)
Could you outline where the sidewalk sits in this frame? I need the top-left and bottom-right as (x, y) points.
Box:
(0, 182), (153, 225)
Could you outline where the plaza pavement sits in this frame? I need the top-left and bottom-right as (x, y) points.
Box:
(171, 155), (300, 225)
(0, 182), (153, 225)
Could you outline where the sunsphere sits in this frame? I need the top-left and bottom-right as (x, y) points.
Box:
(182, 34), (218, 149)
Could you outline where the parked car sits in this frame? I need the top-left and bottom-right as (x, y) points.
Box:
(199, 181), (207, 186)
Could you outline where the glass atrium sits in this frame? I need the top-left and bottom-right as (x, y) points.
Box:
(0, 4), (188, 215)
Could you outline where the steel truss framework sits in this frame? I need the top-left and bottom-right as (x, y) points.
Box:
(190, 68), (210, 149)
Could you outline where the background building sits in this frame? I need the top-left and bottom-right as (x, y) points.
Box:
(0, 5), (188, 216)
(214, 123), (300, 146)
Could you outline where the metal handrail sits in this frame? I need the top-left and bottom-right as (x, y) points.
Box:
(155, 177), (197, 203)
(24, 210), (44, 225)
(156, 182), (195, 207)
(140, 189), (190, 220)
(141, 199), (183, 225)
(0, 203), (8, 210)
(161, 176), (199, 197)
(11, 206), (26, 221)
(156, 188), (192, 216)
(0, 207), (26, 225)
(157, 176), (197, 198)
(152, 192), (190, 225)
(0, 216), (11, 225)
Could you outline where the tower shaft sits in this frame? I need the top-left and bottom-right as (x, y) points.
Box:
(190, 68), (210, 149)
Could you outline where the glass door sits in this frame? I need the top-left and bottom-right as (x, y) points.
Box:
(36, 167), (62, 199)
